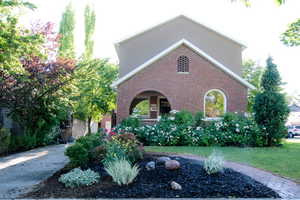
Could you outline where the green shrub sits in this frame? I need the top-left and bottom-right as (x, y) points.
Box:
(194, 111), (205, 127)
(76, 133), (104, 151)
(65, 143), (89, 167)
(120, 116), (141, 129)
(102, 142), (127, 166)
(110, 133), (144, 163)
(204, 151), (224, 174)
(91, 145), (106, 163)
(42, 125), (61, 145)
(174, 110), (195, 126)
(58, 168), (100, 188)
(0, 128), (11, 154)
(104, 158), (139, 185)
(76, 133), (104, 159)
(8, 133), (38, 152)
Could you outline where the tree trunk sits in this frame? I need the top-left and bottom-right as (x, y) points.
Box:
(87, 116), (92, 135)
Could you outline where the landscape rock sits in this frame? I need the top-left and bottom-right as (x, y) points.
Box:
(156, 156), (171, 164)
(145, 161), (155, 171)
(170, 181), (182, 190)
(165, 160), (180, 170)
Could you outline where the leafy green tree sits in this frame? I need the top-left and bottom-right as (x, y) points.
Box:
(281, 18), (300, 47)
(83, 4), (96, 60)
(242, 59), (264, 112)
(0, 1), (42, 74)
(72, 59), (118, 134)
(58, 2), (75, 59)
(0, 20), (76, 148)
(253, 57), (289, 146)
(69, 3), (118, 134)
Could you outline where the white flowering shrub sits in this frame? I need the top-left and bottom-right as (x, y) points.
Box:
(58, 168), (100, 188)
(105, 158), (139, 185)
(204, 151), (224, 174)
(115, 112), (263, 147)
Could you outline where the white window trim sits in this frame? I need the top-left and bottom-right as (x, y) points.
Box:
(203, 89), (227, 120)
(177, 72), (189, 74)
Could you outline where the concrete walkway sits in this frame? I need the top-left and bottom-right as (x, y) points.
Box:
(0, 144), (69, 198)
(150, 152), (300, 199)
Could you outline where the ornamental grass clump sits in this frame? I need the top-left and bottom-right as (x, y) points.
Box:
(204, 151), (224, 174)
(58, 168), (100, 188)
(104, 158), (139, 185)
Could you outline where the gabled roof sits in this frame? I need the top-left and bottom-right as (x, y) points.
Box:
(111, 39), (255, 89)
(115, 15), (247, 49)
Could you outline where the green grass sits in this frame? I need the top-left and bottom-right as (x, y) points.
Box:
(145, 140), (300, 182)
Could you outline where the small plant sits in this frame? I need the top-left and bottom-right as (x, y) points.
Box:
(102, 142), (127, 166)
(204, 151), (224, 174)
(65, 143), (89, 167)
(58, 168), (100, 188)
(104, 158), (139, 185)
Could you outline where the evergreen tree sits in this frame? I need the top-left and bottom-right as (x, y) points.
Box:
(83, 4), (96, 59)
(253, 57), (289, 146)
(58, 2), (75, 59)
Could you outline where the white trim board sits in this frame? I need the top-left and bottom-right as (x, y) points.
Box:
(115, 15), (246, 49)
(111, 39), (255, 90)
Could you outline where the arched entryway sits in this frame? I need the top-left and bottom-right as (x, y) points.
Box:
(129, 90), (171, 120)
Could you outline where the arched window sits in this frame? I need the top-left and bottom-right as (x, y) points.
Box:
(204, 89), (226, 118)
(177, 55), (189, 72)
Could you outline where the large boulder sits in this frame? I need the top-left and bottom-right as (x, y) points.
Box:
(165, 160), (180, 170)
(156, 156), (171, 164)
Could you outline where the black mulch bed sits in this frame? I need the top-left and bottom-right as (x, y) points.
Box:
(24, 154), (280, 198)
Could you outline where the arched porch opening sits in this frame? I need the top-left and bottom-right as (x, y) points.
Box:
(129, 90), (171, 120)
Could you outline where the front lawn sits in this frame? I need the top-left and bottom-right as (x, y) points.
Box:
(145, 139), (300, 182)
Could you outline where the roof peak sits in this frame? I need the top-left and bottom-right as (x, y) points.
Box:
(111, 39), (254, 89)
(115, 14), (246, 48)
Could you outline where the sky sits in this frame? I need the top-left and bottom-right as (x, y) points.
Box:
(20, 0), (300, 95)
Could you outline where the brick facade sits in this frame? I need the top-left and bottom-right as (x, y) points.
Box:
(116, 44), (248, 122)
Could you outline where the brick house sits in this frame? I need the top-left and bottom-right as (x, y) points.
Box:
(112, 15), (255, 123)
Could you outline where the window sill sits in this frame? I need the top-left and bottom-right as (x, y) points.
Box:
(141, 119), (158, 121)
(203, 117), (223, 121)
(177, 72), (189, 74)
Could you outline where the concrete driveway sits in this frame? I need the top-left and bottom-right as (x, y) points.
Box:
(0, 144), (69, 198)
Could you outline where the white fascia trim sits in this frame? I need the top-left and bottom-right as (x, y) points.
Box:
(111, 39), (255, 90)
(114, 15), (247, 49)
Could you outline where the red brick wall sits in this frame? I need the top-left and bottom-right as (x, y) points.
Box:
(116, 44), (248, 122)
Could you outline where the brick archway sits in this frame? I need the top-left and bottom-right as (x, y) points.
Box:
(117, 89), (173, 123)
(129, 90), (172, 120)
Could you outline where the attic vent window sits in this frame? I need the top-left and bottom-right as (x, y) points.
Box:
(177, 55), (189, 73)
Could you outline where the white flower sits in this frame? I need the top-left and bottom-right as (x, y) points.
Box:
(170, 110), (179, 114)
(236, 128), (240, 132)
